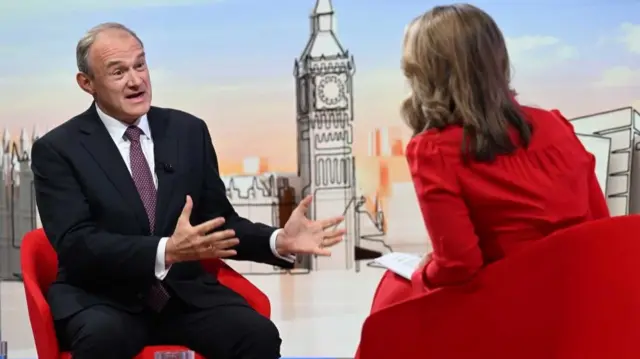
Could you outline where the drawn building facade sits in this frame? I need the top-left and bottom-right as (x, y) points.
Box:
(571, 107), (640, 216)
(0, 128), (40, 280)
(293, 0), (360, 270)
(220, 173), (316, 274)
(221, 0), (367, 274)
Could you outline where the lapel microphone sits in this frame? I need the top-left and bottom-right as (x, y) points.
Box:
(156, 162), (175, 173)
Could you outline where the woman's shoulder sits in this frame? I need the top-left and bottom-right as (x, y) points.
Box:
(406, 126), (464, 159)
(520, 105), (581, 146)
(521, 105), (574, 132)
(405, 126), (462, 160)
(405, 129), (459, 175)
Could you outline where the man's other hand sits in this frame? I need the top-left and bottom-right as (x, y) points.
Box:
(275, 195), (345, 257)
(165, 195), (239, 264)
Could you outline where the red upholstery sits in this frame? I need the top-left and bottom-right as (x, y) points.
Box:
(359, 215), (640, 359)
(21, 228), (270, 359)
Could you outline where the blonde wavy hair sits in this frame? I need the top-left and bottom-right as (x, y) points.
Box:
(401, 3), (531, 162)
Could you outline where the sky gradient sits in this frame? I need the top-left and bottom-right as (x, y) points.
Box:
(0, 0), (639, 171)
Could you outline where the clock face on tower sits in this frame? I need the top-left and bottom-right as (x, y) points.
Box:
(315, 74), (347, 110)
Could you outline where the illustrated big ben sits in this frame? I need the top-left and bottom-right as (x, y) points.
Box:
(294, 0), (360, 270)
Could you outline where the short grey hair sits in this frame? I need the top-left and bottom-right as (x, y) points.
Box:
(76, 22), (144, 76)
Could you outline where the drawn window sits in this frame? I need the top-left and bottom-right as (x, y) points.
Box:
(324, 159), (330, 185)
(316, 158), (324, 185)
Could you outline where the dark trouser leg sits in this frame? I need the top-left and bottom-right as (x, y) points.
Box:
(55, 305), (150, 359)
(160, 302), (282, 359)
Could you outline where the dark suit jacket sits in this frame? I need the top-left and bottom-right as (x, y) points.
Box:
(31, 104), (294, 320)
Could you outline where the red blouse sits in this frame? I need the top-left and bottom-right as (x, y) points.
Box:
(406, 106), (610, 290)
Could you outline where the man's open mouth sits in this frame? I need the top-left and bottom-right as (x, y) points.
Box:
(125, 91), (145, 99)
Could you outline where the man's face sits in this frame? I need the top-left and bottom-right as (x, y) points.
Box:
(77, 29), (152, 123)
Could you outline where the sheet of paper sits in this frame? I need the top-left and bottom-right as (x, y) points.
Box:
(372, 252), (423, 280)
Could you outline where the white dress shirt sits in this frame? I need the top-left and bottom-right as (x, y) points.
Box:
(95, 106), (294, 280)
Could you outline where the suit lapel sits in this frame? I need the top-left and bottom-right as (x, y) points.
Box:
(78, 104), (150, 234)
(148, 107), (180, 235)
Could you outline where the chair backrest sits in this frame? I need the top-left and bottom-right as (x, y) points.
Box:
(20, 228), (61, 359)
(21, 228), (58, 293)
(359, 215), (640, 359)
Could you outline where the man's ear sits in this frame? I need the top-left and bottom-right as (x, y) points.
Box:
(76, 72), (95, 95)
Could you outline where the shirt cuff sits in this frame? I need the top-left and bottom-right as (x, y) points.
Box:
(155, 237), (172, 280)
(269, 229), (295, 263)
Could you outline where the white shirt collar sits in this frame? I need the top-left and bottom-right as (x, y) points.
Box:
(95, 104), (152, 142)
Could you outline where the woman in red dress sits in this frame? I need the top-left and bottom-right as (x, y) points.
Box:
(367, 3), (610, 314)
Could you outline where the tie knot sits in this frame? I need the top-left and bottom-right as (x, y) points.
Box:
(124, 126), (144, 142)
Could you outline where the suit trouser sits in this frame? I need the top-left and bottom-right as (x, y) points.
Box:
(54, 293), (282, 359)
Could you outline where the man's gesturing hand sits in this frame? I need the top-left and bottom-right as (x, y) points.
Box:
(165, 195), (239, 265)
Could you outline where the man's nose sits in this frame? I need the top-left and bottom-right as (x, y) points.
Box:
(127, 71), (143, 87)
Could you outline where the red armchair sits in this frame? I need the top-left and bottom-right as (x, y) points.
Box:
(358, 215), (640, 359)
(20, 228), (270, 359)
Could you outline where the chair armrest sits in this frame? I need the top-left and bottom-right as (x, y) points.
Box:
(22, 277), (60, 359)
(201, 259), (271, 318)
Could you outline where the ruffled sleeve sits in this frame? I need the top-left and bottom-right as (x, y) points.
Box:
(406, 134), (483, 290)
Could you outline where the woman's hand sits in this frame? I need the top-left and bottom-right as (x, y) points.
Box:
(418, 252), (432, 269)
(411, 252), (433, 293)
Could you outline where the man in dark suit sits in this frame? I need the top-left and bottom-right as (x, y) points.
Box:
(31, 22), (345, 359)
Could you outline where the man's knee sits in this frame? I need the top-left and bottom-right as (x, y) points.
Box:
(242, 315), (282, 355)
(180, 307), (282, 359)
(63, 307), (146, 359)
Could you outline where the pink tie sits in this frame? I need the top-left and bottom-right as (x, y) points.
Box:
(125, 125), (170, 311)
